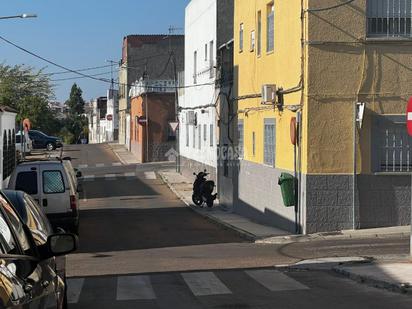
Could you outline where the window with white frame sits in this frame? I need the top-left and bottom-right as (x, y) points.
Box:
(193, 125), (196, 148)
(367, 0), (412, 38)
(209, 40), (214, 78)
(210, 124), (214, 146)
(267, 2), (274, 52)
(193, 51), (197, 84)
(264, 119), (276, 166)
(373, 115), (412, 172)
(186, 124), (189, 147)
(239, 23), (244, 52)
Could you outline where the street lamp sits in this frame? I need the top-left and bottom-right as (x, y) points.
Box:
(0, 13), (37, 20)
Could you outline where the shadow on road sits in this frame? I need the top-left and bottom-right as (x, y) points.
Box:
(77, 207), (247, 253)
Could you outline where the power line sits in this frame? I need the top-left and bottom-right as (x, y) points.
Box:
(47, 64), (114, 75)
(51, 71), (112, 82)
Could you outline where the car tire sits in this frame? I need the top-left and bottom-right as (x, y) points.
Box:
(46, 142), (55, 151)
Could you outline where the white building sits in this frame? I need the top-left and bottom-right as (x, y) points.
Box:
(0, 106), (17, 188)
(106, 89), (119, 142)
(179, 0), (219, 180)
(88, 97), (108, 144)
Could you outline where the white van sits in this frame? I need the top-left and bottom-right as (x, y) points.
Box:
(7, 160), (80, 233)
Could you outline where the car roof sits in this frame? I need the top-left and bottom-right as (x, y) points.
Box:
(17, 160), (64, 166)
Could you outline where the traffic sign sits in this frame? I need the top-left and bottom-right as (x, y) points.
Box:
(407, 98), (412, 136)
(138, 117), (147, 125)
(169, 121), (179, 132)
(106, 114), (113, 121)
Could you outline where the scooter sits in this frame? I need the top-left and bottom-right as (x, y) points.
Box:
(192, 170), (217, 208)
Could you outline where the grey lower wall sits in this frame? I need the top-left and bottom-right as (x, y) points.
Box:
(179, 156), (217, 183)
(235, 160), (296, 233)
(304, 174), (411, 233)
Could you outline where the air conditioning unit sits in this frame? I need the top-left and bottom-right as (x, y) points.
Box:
(186, 111), (197, 125)
(261, 84), (277, 104)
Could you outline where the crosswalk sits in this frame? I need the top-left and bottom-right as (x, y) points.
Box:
(67, 270), (310, 305)
(81, 171), (158, 182)
(77, 162), (122, 169)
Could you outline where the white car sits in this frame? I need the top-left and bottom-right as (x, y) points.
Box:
(15, 131), (33, 155)
(7, 160), (80, 234)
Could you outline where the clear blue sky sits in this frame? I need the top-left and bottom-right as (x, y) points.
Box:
(1, 0), (189, 103)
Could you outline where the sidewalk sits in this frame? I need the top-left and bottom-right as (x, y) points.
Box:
(108, 143), (140, 165)
(158, 169), (291, 240)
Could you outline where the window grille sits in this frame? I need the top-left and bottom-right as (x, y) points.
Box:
(367, 0), (412, 38)
(239, 23), (244, 52)
(257, 11), (262, 56)
(264, 119), (276, 166)
(267, 3), (274, 52)
(186, 124), (189, 147)
(210, 124), (214, 147)
(198, 125), (202, 149)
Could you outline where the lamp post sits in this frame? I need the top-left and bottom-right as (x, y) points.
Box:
(0, 14), (37, 20)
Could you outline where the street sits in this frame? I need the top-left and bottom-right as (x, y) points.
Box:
(63, 144), (411, 309)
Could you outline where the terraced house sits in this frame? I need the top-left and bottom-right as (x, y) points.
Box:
(223, 0), (412, 233)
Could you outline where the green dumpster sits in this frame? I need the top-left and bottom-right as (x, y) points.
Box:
(278, 173), (296, 207)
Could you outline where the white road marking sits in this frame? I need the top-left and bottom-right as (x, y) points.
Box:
(105, 174), (116, 180)
(67, 278), (84, 304)
(245, 270), (309, 291)
(112, 162), (122, 166)
(144, 171), (157, 180)
(78, 164), (88, 169)
(83, 175), (95, 182)
(116, 275), (156, 300)
(96, 163), (105, 168)
(182, 272), (231, 296)
(124, 172), (136, 178)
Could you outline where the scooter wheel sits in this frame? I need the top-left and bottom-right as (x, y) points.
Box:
(192, 194), (203, 206)
(206, 198), (214, 208)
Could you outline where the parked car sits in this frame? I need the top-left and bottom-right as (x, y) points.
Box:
(7, 160), (80, 234)
(61, 156), (82, 191)
(0, 190), (77, 308)
(2, 190), (69, 303)
(15, 131), (33, 155)
(28, 130), (63, 151)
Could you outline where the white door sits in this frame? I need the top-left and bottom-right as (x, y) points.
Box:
(39, 166), (70, 214)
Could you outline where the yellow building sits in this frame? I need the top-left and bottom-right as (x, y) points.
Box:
(222, 0), (412, 233)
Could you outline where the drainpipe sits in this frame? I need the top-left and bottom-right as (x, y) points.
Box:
(353, 101), (357, 230)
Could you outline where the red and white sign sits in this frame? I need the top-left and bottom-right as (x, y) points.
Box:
(106, 114), (113, 121)
(137, 117), (147, 125)
(407, 97), (412, 136)
(169, 121), (179, 133)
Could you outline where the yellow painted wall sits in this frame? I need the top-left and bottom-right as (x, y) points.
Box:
(234, 0), (303, 171)
(306, 0), (412, 174)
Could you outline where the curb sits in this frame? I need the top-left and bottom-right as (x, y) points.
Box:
(158, 171), (257, 241)
(333, 264), (412, 294)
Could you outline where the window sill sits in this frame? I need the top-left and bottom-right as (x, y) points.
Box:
(365, 37), (412, 43)
(374, 172), (412, 176)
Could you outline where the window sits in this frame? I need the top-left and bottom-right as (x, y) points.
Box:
(238, 120), (244, 159)
(43, 170), (65, 194)
(193, 126), (196, 148)
(186, 124), (189, 147)
(252, 131), (256, 156)
(239, 23), (244, 52)
(198, 125), (202, 149)
(193, 51), (197, 84)
(250, 30), (255, 51)
(373, 115), (412, 172)
(205, 44), (208, 61)
(210, 124), (214, 146)
(267, 2), (274, 52)
(204, 124), (207, 141)
(16, 171), (38, 195)
(264, 119), (276, 166)
(257, 11), (262, 56)
(209, 40), (214, 78)
(1, 195), (31, 254)
(367, 0), (412, 38)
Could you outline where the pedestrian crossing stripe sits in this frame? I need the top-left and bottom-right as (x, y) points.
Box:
(67, 270), (310, 304)
(144, 171), (157, 180)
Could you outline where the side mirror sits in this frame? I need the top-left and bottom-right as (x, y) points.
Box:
(47, 233), (78, 257)
(76, 171), (82, 178)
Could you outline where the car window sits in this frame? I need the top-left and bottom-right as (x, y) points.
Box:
(24, 195), (52, 246)
(16, 171), (38, 195)
(0, 196), (31, 254)
(0, 211), (18, 254)
(43, 171), (65, 194)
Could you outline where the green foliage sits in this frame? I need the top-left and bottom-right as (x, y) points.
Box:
(63, 83), (88, 143)
(65, 83), (85, 116)
(0, 64), (59, 134)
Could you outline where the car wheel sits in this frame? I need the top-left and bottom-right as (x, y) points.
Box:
(46, 142), (55, 151)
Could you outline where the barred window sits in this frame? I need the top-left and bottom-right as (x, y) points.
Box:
(264, 119), (276, 166)
(367, 0), (412, 38)
(210, 124), (214, 147)
(198, 125), (202, 149)
(186, 124), (189, 147)
(267, 2), (274, 52)
(238, 120), (244, 159)
(239, 23), (244, 52)
(374, 115), (412, 172)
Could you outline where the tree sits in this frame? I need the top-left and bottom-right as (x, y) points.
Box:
(65, 83), (85, 116)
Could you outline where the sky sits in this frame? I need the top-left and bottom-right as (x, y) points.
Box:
(1, 0), (189, 103)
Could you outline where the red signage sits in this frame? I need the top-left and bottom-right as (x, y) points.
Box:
(138, 117), (147, 125)
(407, 98), (412, 136)
(106, 114), (113, 121)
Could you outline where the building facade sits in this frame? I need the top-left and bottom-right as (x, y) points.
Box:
(179, 0), (234, 182)
(0, 106), (17, 189)
(118, 35), (184, 149)
(106, 89), (119, 142)
(224, 0), (412, 233)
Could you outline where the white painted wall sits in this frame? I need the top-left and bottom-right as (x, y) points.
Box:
(0, 111), (17, 188)
(180, 0), (218, 168)
(106, 89), (119, 142)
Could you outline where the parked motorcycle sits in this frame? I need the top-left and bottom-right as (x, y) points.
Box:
(192, 170), (217, 208)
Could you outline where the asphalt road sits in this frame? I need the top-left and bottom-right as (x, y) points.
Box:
(63, 143), (411, 308)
